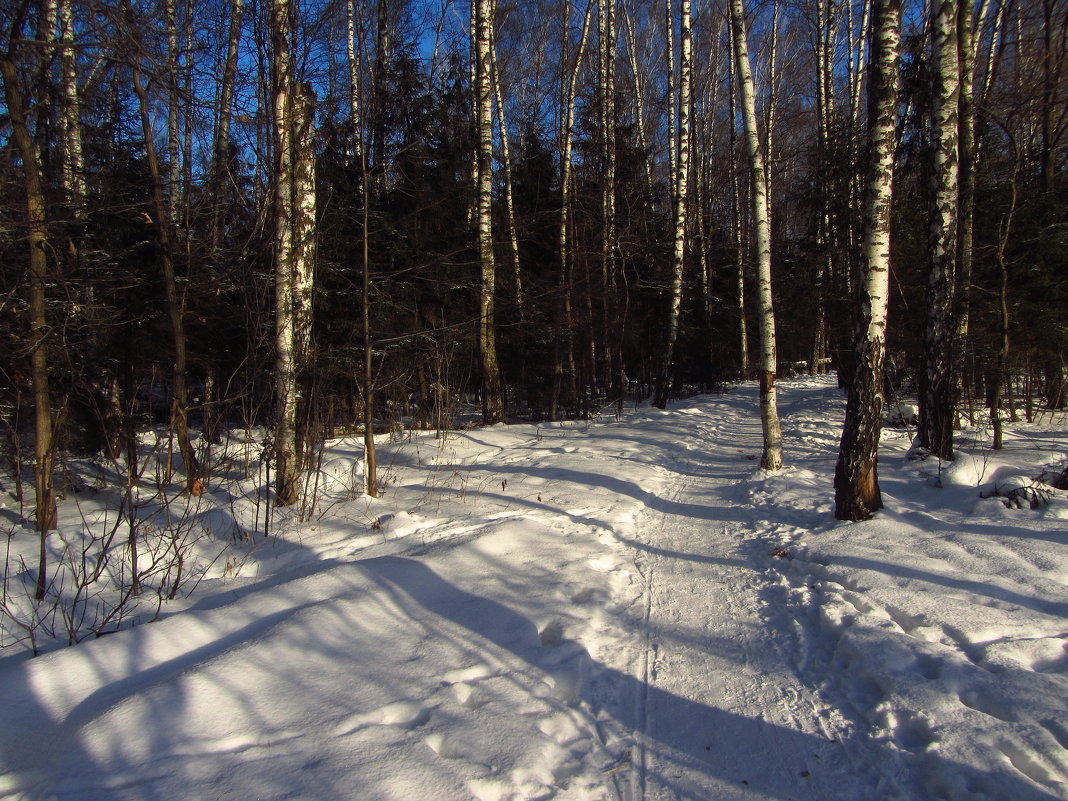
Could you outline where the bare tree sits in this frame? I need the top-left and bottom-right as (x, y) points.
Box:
(726, 15), (749, 378)
(273, 0), (317, 506)
(349, 0), (377, 496)
(475, 0), (504, 424)
(729, 0), (782, 470)
(210, 0), (244, 260)
(56, 0), (85, 216)
(835, 0), (902, 520)
(131, 62), (201, 495)
(919, 0), (961, 462)
(550, 0), (594, 421)
(0, 28), (57, 598)
(490, 18), (525, 316)
(654, 0), (692, 409)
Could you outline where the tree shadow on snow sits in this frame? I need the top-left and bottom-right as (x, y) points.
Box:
(358, 556), (1065, 801)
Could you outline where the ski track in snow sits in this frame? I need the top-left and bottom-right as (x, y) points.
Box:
(1, 376), (1066, 801)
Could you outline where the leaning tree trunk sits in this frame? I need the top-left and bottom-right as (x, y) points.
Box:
(474, 0), (504, 424)
(654, 0), (692, 409)
(835, 0), (902, 521)
(919, 0), (961, 462)
(730, 0), (782, 470)
(0, 49), (58, 599)
(132, 67), (201, 494)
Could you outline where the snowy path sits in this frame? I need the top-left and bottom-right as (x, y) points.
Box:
(598, 403), (863, 801)
(3, 377), (1067, 801)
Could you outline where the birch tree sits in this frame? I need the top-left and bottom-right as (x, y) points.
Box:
(810, 0), (836, 375)
(349, 0), (377, 497)
(475, 0), (504, 424)
(273, 0), (317, 506)
(550, 0), (594, 421)
(57, 0), (85, 216)
(490, 21), (525, 316)
(727, 16), (749, 378)
(729, 0), (782, 470)
(599, 0), (621, 409)
(653, 0), (692, 409)
(835, 0), (902, 520)
(919, 0), (961, 462)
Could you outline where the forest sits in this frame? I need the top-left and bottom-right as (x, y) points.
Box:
(2, 0), (1066, 534)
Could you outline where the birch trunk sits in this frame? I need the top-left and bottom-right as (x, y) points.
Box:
(550, 0), (594, 421)
(653, 0), (691, 409)
(811, 0), (835, 375)
(955, 0), (976, 409)
(600, 0), (620, 407)
(273, 80), (317, 508)
(349, 0), (377, 496)
(919, 0), (961, 462)
(57, 0), (85, 217)
(0, 48), (57, 598)
(727, 18), (749, 378)
(475, 0), (504, 424)
(835, 0), (901, 520)
(621, 2), (654, 193)
(273, 0), (300, 506)
(490, 24), (524, 316)
(730, 0), (782, 470)
(989, 167), (1018, 450)
(764, 0), (779, 220)
(165, 0), (180, 226)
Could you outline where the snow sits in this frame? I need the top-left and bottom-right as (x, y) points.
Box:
(2, 375), (1067, 800)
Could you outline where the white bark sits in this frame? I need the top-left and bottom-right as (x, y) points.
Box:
(273, 0), (300, 506)
(57, 0), (85, 216)
(730, 0), (782, 470)
(600, 0), (618, 398)
(621, 2), (654, 191)
(764, 0), (779, 220)
(551, 0), (594, 420)
(348, 0), (377, 496)
(292, 82), (316, 372)
(835, 0), (902, 520)
(919, 0), (961, 460)
(654, 0), (691, 409)
(475, 0), (503, 424)
(165, 0), (180, 225)
(727, 15), (749, 377)
(490, 21), (524, 315)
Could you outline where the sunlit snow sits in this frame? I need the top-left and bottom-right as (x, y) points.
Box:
(2, 376), (1066, 800)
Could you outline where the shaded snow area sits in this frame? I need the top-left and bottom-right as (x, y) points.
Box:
(2, 375), (1067, 801)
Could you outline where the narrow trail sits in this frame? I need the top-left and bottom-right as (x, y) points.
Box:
(610, 404), (867, 801)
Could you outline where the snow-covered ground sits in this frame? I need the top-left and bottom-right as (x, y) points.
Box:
(1, 375), (1066, 801)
